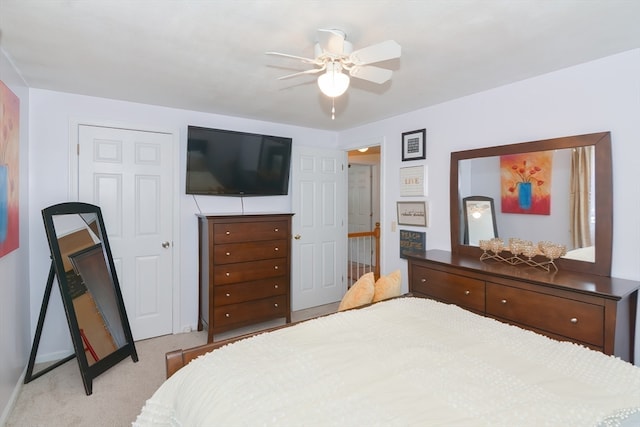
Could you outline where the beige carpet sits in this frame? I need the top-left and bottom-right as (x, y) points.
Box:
(6, 331), (207, 427)
(6, 303), (338, 427)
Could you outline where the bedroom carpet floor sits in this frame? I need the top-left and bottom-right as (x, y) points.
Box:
(5, 302), (339, 427)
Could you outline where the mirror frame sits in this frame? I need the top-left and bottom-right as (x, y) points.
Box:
(462, 196), (498, 245)
(450, 132), (612, 277)
(26, 202), (138, 395)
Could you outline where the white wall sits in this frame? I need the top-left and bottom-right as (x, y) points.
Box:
(28, 92), (338, 358)
(0, 49), (31, 422)
(339, 48), (640, 362)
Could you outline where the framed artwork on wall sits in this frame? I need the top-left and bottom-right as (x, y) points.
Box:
(401, 128), (426, 161)
(400, 165), (427, 196)
(0, 80), (20, 258)
(399, 229), (426, 258)
(397, 201), (428, 227)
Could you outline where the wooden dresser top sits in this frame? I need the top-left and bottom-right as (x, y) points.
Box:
(406, 250), (640, 300)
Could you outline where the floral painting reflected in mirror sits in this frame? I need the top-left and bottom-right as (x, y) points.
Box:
(500, 150), (553, 215)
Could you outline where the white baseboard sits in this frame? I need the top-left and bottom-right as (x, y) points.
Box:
(34, 349), (74, 364)
(0, 366), (26, 427)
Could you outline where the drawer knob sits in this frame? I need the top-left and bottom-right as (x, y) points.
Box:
(274, 303), (279, 308)
(225, 293), (230, 297)
(274, 228), (279, 232)
(275, 247), (279, 251)
(225, 252), (230, 256)
(225, 313), (230, 318)
(274, 266), (279, 270)
(464, 290), (470, 295)
(500, 299), (507, 304)
(420, 278), (427, 283)
(570, 317), (578, 324)
(226, 272), (230, 277)
(225, 231), (230, 235)
(274, 284), (279, 289)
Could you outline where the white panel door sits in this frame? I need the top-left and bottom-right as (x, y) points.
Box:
(77, 125), (174, 340)
(291, 146), (346, 310)
(348, 164), (372, 232)
(348, 164), (373, 264)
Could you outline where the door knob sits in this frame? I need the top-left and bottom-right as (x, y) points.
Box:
(294, 234), (301, 240)
(162, 241), (170, 248)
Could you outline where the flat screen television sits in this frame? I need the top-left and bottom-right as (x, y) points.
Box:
(186, 126), (292, 196)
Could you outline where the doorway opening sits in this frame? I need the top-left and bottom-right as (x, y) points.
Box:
(347, 146), (381, 285)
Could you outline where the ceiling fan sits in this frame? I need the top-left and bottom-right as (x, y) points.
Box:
(267, 29), (401, 118)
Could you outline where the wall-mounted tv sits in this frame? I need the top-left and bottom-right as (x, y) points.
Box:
(186, 126), (292, 196)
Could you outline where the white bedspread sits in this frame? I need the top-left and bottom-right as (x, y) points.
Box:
(134, 297), (640, 426)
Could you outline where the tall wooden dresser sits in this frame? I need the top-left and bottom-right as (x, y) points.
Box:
(197, 213), (293, 343)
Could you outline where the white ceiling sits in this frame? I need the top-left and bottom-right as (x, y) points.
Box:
(1, 0), (639, 131)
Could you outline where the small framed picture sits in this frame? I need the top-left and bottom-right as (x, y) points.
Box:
(399, 229), (426, 258)
(400, 165), (427, 197)
(397, 201), (428, 227)
(401, 129), (426, 161)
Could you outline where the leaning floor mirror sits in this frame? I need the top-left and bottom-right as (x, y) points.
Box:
(462, 196), (498, 245)
(25, 202), (138, 395)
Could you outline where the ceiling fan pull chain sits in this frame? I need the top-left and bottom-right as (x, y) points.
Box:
(331, 98), (336, 120)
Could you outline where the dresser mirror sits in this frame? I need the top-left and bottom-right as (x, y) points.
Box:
(25, 202), (138, 395)
(450, 132), (612, 276)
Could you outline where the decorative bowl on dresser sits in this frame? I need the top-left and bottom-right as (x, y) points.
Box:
(197, 213), (293, 343)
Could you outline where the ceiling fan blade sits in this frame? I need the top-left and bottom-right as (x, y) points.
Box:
(349, 40), (401, 65)
(317, 29), (345, 55)
(277, 67), (325, 80)
(349, 65), (393, 84)
(266, 51), (320, 65)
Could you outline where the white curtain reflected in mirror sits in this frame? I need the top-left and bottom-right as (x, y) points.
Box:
(463, 196), (498, 245)
(566, 146), (595, 261)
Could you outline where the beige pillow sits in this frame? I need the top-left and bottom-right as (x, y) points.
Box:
(373, 270), (402, 303)
(338, 272), (375, 311)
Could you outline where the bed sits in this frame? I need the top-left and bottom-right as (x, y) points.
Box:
(564, 245), (596, 262)
(134, 297), (640, 426)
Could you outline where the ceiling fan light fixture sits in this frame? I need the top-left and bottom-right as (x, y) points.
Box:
(317, 63), (350, 98)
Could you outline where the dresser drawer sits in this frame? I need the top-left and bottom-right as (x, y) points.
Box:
(214, 258), (288, 285)
(486, 282), (604, 346)
(411, 265), (485, 312)
(214, 277), (287, 306)
(213, 240), (288, 264)
(214, 295), (288, 328)
(213, 220), (289, 244)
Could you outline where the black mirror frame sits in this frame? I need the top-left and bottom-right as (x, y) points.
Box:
(25, 202), (138, 395)
(450, 132), (612, 277)
(462, 196), (498, 245)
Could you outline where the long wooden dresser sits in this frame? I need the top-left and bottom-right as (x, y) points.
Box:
(197, 213), (293, 343)
(406, 250), (639, 363)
